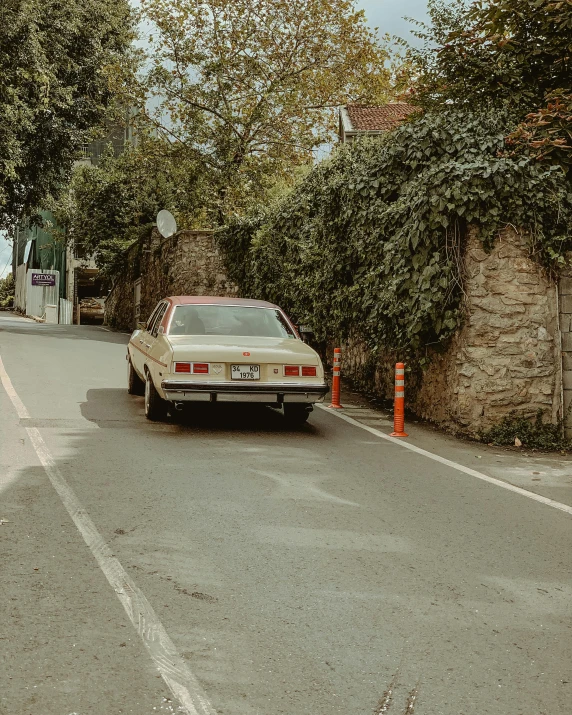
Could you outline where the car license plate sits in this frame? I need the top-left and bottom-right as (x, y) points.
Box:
(231, 364), (260, 380)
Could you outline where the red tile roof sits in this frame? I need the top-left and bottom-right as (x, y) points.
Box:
(346, 103), (416, 132)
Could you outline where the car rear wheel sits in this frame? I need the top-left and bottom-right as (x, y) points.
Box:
(283, 403), (311, 425)
(127, 359), (145, 395)
(144, 371), (168, 421)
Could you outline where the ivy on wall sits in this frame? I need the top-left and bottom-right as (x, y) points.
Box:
(217, 108), (572, 359)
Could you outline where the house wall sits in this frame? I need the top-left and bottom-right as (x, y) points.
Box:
(105, 228), (238, 331)
(25, 269), (60, 320)
(342, 227), (561, 435)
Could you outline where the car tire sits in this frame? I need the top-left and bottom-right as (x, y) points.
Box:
(127, 359), (145, 395)
(283, 403), (311, 425)
(144, 371), (168, 421)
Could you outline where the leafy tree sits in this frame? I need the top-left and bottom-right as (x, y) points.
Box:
(507, 92), (572, 168)
(0, 0), (134, 231)
(408, 0), (570, 109)
(404, 0), (571, 170)
(0, 273), (15, 308)
(134, 0), (391, 220)
(51, 138), (208, 275)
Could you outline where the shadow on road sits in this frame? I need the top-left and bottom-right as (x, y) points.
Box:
(79, 387), (322, 436)
(173, 402), (321, 435)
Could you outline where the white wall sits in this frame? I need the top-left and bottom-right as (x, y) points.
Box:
(14, 265), (27, 311)
(25, 270), (59, 319)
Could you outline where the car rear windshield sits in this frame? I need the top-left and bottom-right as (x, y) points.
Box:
(168, 305), (296, 339)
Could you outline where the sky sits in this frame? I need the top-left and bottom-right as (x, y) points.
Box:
(359, 0), (429, 41)
(0, 0), (430, 279)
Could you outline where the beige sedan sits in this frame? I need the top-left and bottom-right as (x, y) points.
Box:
(127, 296), (329, 424)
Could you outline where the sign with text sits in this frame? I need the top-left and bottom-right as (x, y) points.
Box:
(31, 272), (56, 287)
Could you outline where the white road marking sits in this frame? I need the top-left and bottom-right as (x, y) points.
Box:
(0, 358), (30, 419)
(0, 356), (217, 715)
(317, 404), (572, 516)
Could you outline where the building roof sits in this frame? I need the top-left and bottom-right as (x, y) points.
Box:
(345, 103), (416, 132)
(169, 296), (278, 308)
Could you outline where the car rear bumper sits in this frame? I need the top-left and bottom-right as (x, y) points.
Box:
(161, 380), (329, 404)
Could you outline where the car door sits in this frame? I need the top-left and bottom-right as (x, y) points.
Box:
(143, 301), (169, 379)
(131, 303), (161, 377)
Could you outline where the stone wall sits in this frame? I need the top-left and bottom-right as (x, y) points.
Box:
(343, 227), (562, 436)
(105, 229), (238, 331)
(106, 224), (563, 436)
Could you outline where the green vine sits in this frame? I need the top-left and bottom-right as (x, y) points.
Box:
(217, 108), (572, 360)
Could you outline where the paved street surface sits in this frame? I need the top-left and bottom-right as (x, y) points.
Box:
(1, 312), (571, 715)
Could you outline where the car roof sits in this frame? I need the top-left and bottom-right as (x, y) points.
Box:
(168, 296), (279, 309)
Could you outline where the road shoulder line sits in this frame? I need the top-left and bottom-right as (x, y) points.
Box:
(0, 356), (217, 715)
(316, 404), (572, 516)
(0, 357), (30, 419)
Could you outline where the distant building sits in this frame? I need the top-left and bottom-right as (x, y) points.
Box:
(338, 103), (416, 143)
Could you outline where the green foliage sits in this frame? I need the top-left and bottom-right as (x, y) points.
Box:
(404, 0), (572, 172)
(218, 108), (572, 356)
(408, 0), (570, 111)
(217, 0), (572, 365)
(132, 0), (392, 221)
(0, 0), (134, 231)
(508, 92), (572, 171)
(480, 410), (572, 451)
(50, 138), (209, 276)
(0, 273), (15, 308)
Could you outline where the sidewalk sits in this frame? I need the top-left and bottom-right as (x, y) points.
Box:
(333, 385), (572, 510)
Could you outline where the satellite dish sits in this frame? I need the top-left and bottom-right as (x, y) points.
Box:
(156, 210), (177, 238)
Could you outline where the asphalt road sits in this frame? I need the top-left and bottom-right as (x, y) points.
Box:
(1, 313), (570, 715)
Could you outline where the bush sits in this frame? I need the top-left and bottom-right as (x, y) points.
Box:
(480, 410), (572, 451)
(0, 273), (14, 308)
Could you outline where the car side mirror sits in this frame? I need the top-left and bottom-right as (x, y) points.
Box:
(298, 325), (315, 341)
(137, 321), (146, 331)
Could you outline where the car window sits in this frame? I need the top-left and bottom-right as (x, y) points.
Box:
(149, 302), (168, 337)
(145, 304), (161, 332)
(168, 305), (296, 339)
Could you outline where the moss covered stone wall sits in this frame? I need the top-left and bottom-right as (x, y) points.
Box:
(342, 227), (560, 435)
(104, 229), (238, 331)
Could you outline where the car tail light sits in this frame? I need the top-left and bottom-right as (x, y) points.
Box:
(175, 362), (191, 373)
(284, 365), (300, 376)
(302, 366), (317, 377)
(192, 363), (209, 374)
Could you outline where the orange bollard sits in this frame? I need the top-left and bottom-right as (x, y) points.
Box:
(328, 348), (343, 409)
(390, 362), (408, 437)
